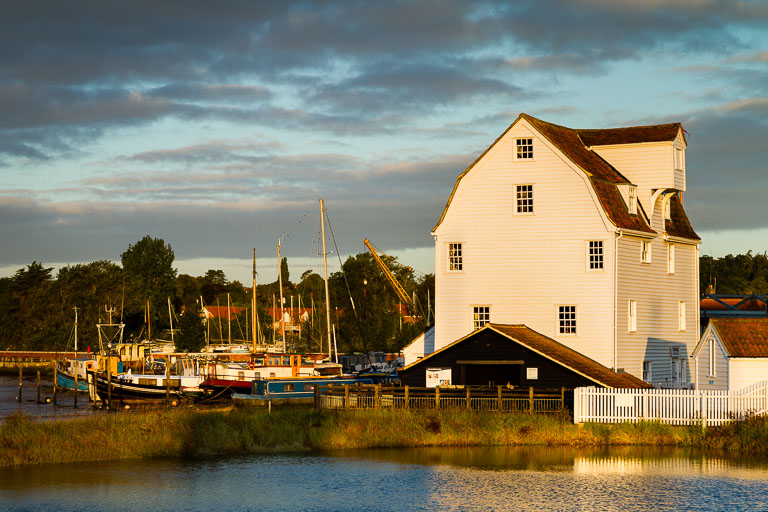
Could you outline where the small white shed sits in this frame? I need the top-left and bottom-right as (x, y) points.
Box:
(692, 318), (768, 391)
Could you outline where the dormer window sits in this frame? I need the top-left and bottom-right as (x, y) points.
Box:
(516, 138), (533, 159)
(628, 186), (637, 215)
(674, 147), (684, 171)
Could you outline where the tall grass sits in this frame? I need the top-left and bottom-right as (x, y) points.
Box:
(2, 408), (768, 467)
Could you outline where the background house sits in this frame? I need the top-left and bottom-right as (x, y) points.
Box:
(431, 113), (700, 387)
(693, 318), (768, 391)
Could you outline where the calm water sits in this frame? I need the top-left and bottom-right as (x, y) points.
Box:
(0, 374), (97, 421)
(2, 446), (768, 511)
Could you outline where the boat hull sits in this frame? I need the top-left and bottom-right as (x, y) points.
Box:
(56, 371), (89, 392)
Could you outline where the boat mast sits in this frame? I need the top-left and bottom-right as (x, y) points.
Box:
(252, 248), (257, 352)
(168, 297), (174, 345)
(227, 293), (231, 344)
(277, 239), (286, 351)
(320, 198), (333, 360)
(73, 306), (78, 353)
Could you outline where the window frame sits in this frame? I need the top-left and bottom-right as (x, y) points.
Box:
(678, 301), (686, 331)
(708, 337), (717, 377)
(558, 305), (577, 335)
(447, 242), (463, 272)
(667, 243), (675, 274)
(640, 240), (651, 264)
(587, 240), (604, 270)
(628, 186), (638, 215)
(642, 361), (652, 383)
(472, 305), (491, 330)
(674, 147), (684, 171)
(515, 184), (534, 215)
(628, 300), (637, 333)
(515, 137), (534, 160)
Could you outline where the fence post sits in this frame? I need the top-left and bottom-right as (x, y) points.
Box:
(560, 387), (565, 412)
(435, 386), (440, 409)
(573, 388), (581, 423)
(497, 385), (503, 412)
(375, 383), (380, 409)
(529, 386), (534, 414)
(17, 366), (22, 403)
(466, 386), (471, 410)
(344, 384), (349, 409)
(764, 381), (767, 414)
(404, 385), (410, 409)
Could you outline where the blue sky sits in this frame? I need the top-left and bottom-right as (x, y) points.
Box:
(1, 1), (767, 285)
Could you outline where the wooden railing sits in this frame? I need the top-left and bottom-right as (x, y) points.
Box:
(573, 382), (768, 426)
(316, 384), (570, 414)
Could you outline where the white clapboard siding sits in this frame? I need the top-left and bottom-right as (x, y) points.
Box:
(433, 122), (615, 366)
(693, 326), (729, 390)
(616, 231), (699, 382)
(729, 359), (768, 391)
(573, 381), (768, 425)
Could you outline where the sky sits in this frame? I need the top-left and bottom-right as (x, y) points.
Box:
(1, 0), (767, 285)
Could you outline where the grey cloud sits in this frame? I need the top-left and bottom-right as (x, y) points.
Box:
(684, 100), (768, 231)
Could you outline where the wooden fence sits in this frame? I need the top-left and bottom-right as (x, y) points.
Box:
(317, 384), (569, 414)
(573, 381), (768, 426)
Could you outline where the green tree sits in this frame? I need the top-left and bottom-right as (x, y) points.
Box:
(121, 236), (177, 337)
(175, 308), (206, 353)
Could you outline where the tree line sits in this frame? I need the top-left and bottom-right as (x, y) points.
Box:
(0, 235), (434, 355)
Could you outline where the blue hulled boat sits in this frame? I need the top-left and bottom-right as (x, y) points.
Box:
(232, 376), (374, 407)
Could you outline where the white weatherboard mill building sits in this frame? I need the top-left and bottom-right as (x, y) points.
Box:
(431, 114), (701, 388)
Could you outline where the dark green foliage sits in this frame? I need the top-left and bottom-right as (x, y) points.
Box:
(121, 236), (177, 336)
(175, 309), (206, 353)
(700, 251), (768, 295)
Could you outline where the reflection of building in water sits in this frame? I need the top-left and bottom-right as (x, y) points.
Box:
(574, 456), (765, 480)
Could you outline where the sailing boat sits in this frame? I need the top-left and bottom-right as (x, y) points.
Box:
(312, 197), (342, 376)
(56, 308), (98, 392)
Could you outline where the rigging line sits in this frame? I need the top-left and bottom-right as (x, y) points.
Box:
(324, 208), (370, 364)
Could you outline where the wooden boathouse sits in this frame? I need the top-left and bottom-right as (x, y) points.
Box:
(399, 324), (651, 390)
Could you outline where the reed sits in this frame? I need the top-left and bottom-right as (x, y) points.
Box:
(2, 408), (767, 467)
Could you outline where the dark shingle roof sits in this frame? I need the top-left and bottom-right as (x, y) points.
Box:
(578, 123), (683, 146)
(712, 318), (768, 357)
(665, 194), (700, 241)
(490, 324), (652, 388)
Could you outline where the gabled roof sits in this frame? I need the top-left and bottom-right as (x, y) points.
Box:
(710, 318), (768, 357)
(433, 113), (682, 235)
(402, 323), (651, 389)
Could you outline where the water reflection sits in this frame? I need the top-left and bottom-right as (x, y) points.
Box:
(2, 446), (768, 511)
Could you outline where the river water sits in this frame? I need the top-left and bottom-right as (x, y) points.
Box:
(1, 446), (767, 511)
(3, 374), (768, 511)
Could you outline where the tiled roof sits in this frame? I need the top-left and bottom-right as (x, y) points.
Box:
(578, 123), (683, 146)
(701, 296), (767, 312)
(204, 305), (245, 320)
(712, 318), (768, 357)
(490, 324), (652, 388)
(665, 194), (700, 241)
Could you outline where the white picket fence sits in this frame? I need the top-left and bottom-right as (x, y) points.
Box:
(573, 381), (768, 425)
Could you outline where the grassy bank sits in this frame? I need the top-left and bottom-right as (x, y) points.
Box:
(2, 407), (768, 467)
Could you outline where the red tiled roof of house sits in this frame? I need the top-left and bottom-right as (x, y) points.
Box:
(490, 324), (653, 388)
(701, 297), (767, 312)
(712, 318), (768, 357)
(204, 305), (245, 320)
(665, 194), (700, 241)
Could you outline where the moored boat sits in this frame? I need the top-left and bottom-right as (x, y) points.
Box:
(232, 376), (374, 407)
